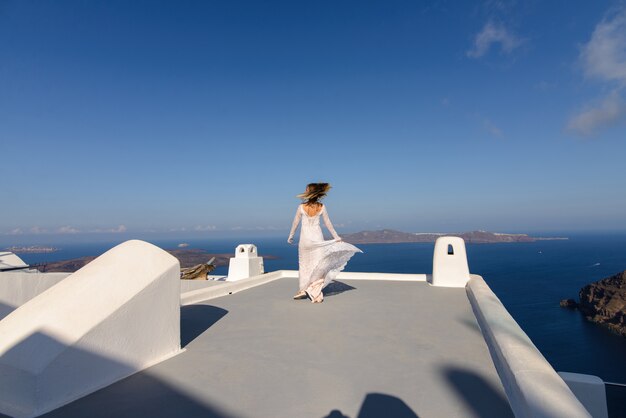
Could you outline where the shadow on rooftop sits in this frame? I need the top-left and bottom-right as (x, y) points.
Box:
(180, 304), (228, 347)
(442, 366), (514, 418)
(324, 393), (419, 418)
(324, 280), (356, 297)
(458, 317), (482, 335)
(0, 301), (16, 321)
(0, 330), (236, 418)
(324, 410), (350, 418)
(44, 370), (237, 418)
(356, 393), (419, 418)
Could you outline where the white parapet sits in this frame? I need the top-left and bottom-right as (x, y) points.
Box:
(0, 240), (182, 418)
(467, 276), (592, 418)
(0, 272), (71, 320)
(0, 252), (29, 272)
(558, 372), (608, 418)
(430, 236), (470, 287)
(227, 244), (264, 282)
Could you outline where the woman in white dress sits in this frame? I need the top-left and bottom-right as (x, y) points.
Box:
(287, 183), (362, 303)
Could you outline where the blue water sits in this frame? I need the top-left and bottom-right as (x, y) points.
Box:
(11, 233), (626, 382)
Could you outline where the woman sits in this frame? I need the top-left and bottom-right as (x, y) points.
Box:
(287, 183), (362, 303)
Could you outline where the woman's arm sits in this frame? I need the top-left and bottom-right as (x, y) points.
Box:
(287, 206), (302, 244)
(321, 206), (341, 241)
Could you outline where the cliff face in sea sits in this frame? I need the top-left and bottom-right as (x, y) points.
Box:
(578, 270), (626, 337)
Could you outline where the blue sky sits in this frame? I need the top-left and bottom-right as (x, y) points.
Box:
(1, 0), (625, 240)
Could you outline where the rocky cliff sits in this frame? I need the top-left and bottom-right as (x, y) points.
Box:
(578, 270), (626, 337)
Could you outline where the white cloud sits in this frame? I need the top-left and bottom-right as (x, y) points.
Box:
(568, 7), (626, 136)
(483, 118), (503, 137)
(467, 20), (523, 58)
(566, 91), (626, 136)
(57, 226), (80, 234)
(580, 7), (626, 85)
(194, 225), (216, 231)
(105, 225), (127, 234)
(483, 0), (516, 14)
(86, 225), (127, 233)
(4, 225), (126, 235)
(109, 225), (127, 233)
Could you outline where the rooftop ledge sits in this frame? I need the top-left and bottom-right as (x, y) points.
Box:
(0, 238), (607, 417)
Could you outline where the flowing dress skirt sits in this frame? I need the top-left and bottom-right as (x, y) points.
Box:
(298, 204), (362, 303)
(290, 204), (361, 303)
(299, 239), (362, 302)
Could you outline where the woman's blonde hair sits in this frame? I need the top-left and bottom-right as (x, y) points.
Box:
(297, 183), (332, 203)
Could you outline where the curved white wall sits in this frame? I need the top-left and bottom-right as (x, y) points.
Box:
(0, 272), (71, 320)
(0, 252), (28, 271)
(467, 276), (591, 418)
(431, 236), (470, 287)
(0, 240), (181, 418)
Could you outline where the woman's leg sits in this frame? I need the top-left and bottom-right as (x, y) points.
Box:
(305, 278), (325, 303)
(295, 246), (309, 299)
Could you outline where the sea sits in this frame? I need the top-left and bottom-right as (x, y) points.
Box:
(8, 233), (626, 384)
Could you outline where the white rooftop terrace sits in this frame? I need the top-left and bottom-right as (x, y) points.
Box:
(0, 239), (606, 417)
(43, 276), (513, 418)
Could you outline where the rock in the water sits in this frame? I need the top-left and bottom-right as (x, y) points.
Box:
(578, 270), (626, 337)
(560, 299), (578, 309)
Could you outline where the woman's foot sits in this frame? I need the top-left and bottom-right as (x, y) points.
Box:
(311, 293), (323, 303)
(293, 290), (307, 300)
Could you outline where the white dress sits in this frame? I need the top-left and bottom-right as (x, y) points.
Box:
(288, 204), (362, 302)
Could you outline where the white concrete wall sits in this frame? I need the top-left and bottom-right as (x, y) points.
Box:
(182, 270), (284, 305)
(431, 236), (470, 287)
(0, 240), (182, 418)
(335, 271), (427, 281)
(227, 244), (264, 281)
(0, 272), (71, 320)
(179, 279), (224, 293)
(466, 276), (592, 418)
(180, 270), (428, 305)
(0, 252), (29, 271)
(559, 372), (608, 418)
(1, 272), (223, 317)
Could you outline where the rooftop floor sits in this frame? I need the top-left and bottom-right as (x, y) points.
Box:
(44, 277), (514, 418)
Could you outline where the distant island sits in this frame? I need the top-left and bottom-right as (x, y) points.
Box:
(4, 246), (59, 254)
(36, 248), (277, 273)
(340, 230), (568, 244)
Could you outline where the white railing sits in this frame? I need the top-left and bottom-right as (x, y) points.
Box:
(467, 276), (592, 418)
(0, 271), (70, 320)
